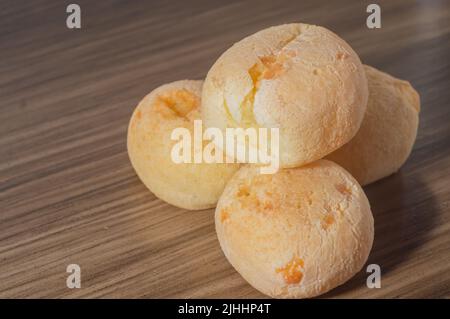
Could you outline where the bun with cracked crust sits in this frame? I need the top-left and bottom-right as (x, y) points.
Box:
(127, 80), (240, 210)
(202, 23), (368, 167)
(215, 160), (374, 298)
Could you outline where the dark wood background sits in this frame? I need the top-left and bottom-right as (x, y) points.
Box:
(1, 0), (449, 298)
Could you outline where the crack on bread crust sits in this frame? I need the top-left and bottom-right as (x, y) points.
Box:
(157, 89), (199, 121)
(223, 29), (301, 128)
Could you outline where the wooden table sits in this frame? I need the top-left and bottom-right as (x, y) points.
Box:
(1, 0), (449, 298)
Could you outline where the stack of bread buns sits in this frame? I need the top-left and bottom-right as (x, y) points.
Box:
(127, 23), (420, 298)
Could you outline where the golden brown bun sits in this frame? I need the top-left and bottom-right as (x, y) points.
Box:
(127, 80), (240, 210)
(202, 23), (368, 167)
(215, 160), (374, 298)
(326, 65), (420, 185)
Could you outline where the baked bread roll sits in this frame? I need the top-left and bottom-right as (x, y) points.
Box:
(202, 23), (368, 168)
(215, 160), (374, 298)
(127, 80), (240, 210)
(326, 65), (420, 185)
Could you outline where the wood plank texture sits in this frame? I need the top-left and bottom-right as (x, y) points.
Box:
(0, 0), (449, 298)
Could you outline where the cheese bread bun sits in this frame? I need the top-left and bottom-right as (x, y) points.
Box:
(202, 23), (368, 167)
(127, 80), (240, 210)
(215, 160), (374, 298)
(326, 65), (420, 185)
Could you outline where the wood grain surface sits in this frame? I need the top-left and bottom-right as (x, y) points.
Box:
(1, 0), (449, 298)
